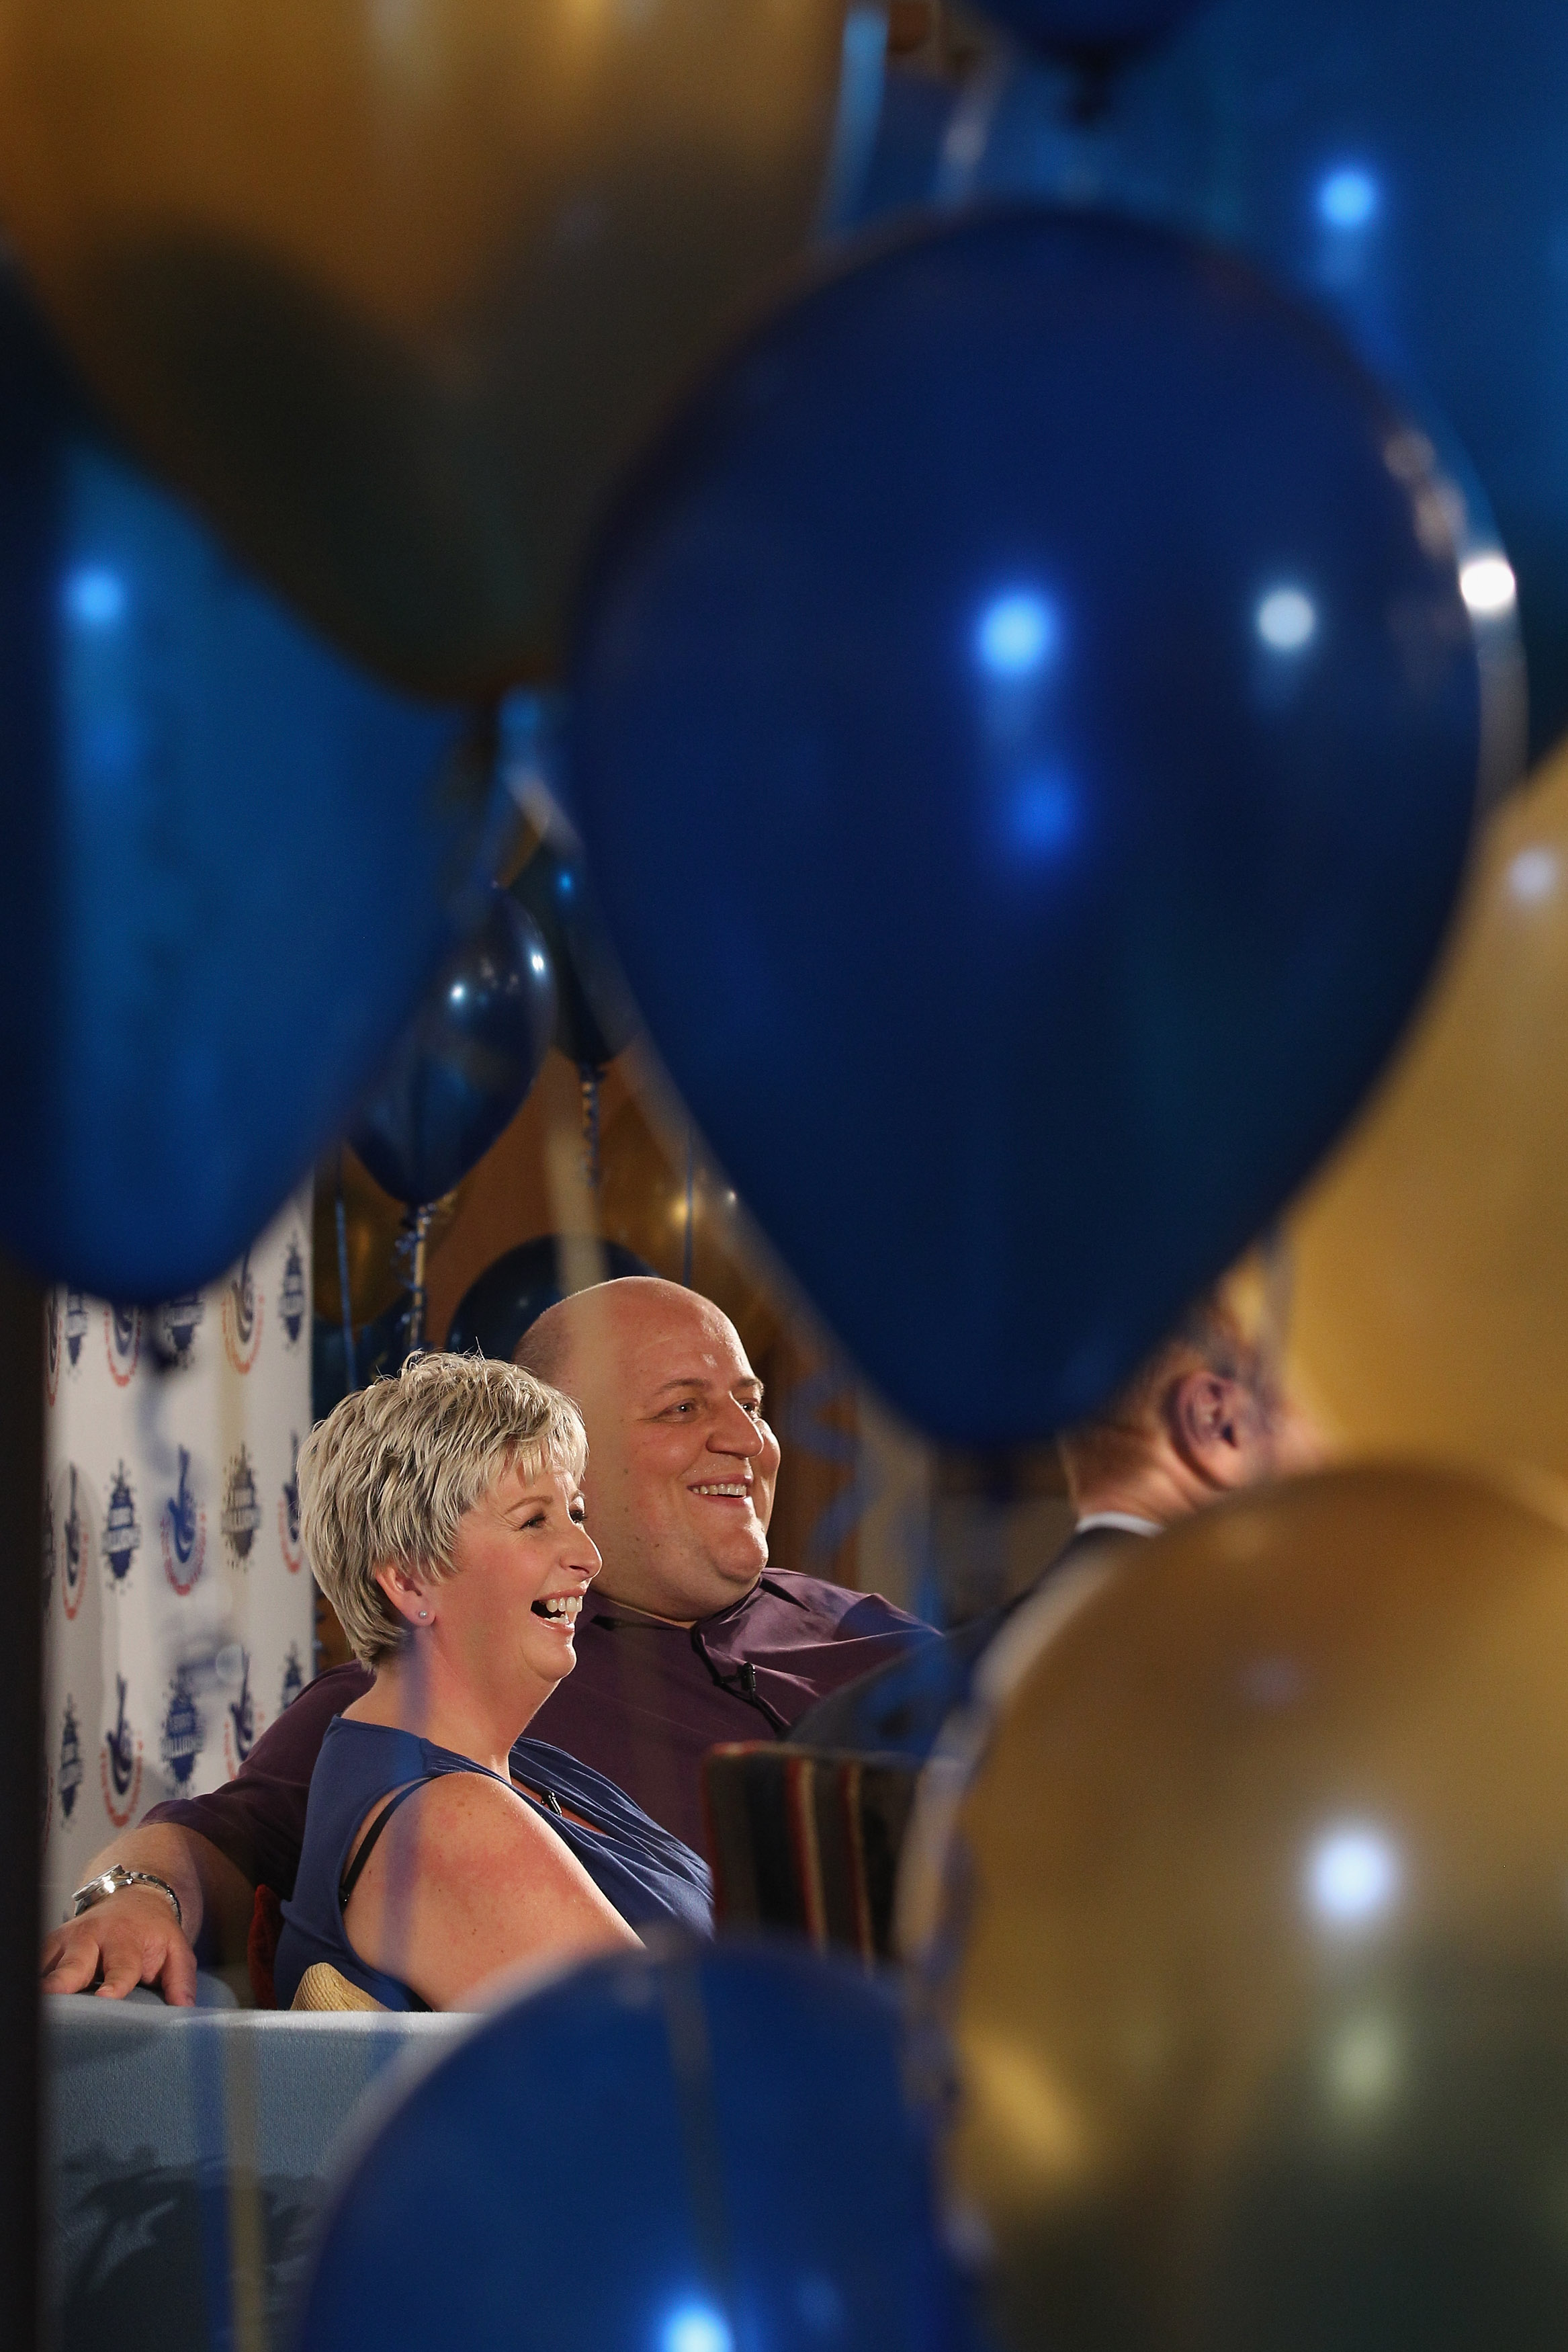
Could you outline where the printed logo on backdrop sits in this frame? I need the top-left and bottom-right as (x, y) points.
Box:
(222, 1249), (263, 1374)
(279, 1434), (304, 1573)
(100, 1676), (143, 1827)
(58, 1698), (83, 1822)
(42, 1479), (54, 1613)
(223, 1650), (266, 1777)
(160, 1670), (205, 1792)
(161, 1447), (207, 1596)
(44, 1290), (61, 1406)
(279, 1646), (305, 1716)
(102, 1462), (142, 1592)
(156, 1292), (206, 1369)
(64, 1289), (88, 1372)
(105, 1302), (142, 1388)
(62, 1467), (93, 1622)
(279, 1235), (308, 1349)
(222, 1445), (263, 1567)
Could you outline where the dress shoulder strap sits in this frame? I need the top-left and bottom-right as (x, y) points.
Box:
(338, 1777), (433, 1913)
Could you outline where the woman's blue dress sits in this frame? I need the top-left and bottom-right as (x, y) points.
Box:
(275, 1716), (713, 2010)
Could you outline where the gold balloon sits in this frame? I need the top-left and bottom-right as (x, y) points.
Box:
(900, 1466), (1568, 2352)
(597, 1094), (779, 1364)
(1282, 739), (1568, 1482)
(0, 0), (848, 693)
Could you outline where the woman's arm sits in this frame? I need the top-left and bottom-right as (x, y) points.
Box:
(343, 1773), (639, 2009)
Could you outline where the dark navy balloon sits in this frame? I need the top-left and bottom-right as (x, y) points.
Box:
(310, 1289), (415, 1422)
(445, 1235), (654, 1361)
(939, 0), (1566, 757)
(0, 278), (484, 1300)
(349, 891), (556, 1207)
(570, 210), (1482, 1445)
(296, 1943), (981, 2352)
(978, 0), (1209, 60)
(509, 831), (640, 1072)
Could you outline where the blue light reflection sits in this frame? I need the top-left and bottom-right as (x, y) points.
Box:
(660, 2302), (734, 2352)
(1317, 165), (1379, 231)
(64, 564), (128, 630)
(976, 589), (1057, 678)
(1008, 767), (1077, 860)
(1256, 585), (1317, 653)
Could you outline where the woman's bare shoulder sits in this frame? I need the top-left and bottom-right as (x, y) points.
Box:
(401, 1769), (564, 1875)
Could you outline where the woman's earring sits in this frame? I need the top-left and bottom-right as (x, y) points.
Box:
(417, 1610), (429, 1620)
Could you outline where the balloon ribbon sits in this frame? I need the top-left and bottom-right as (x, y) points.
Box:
(335, 1150), (358, 1394)
(579, 1065), (601, 1189)
(402, 1203), (436, 1352)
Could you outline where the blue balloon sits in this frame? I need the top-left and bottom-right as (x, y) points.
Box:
(851, 69), (960, 227)
(349, 890), (557, 1207)
(295, 1942), (982, 2352)
(977, 0), (1208, 60)
(570, 210), (1482, 1445)
(931, 0), (1568, 758)
(310, 1289), (414, 1423)
(445, 1234), (655, 1361)
(499, 684), (578, 833)
(0, 277), (488, 1300)
(509, 831), (641, 1072)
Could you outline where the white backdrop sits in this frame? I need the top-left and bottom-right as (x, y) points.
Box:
(41, 1187), (315, 1923)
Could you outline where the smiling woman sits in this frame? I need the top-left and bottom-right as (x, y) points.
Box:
(272, 1353), (711, 2013)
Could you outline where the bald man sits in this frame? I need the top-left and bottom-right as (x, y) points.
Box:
(43, 1278), (927, 2003)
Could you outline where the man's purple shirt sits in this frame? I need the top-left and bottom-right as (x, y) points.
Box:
(145, 1568), (930, 1881)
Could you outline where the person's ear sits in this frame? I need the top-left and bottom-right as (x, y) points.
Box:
(374, 1562), (434, 1630)
(1170, 1371), (1256, 1490)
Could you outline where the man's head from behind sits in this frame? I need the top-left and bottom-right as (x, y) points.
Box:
(515, 1277), (780, 1624)
(1059, 1292), (1324, 1527)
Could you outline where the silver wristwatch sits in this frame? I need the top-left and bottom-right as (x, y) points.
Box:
(70, 1864), (183, 1931)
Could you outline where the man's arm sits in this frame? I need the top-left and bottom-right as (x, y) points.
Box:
(40, 1824), (255, 2005)
(39, 1660), (367, 2003)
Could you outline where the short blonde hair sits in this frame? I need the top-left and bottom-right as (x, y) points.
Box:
(298, 1352), (587, 1669)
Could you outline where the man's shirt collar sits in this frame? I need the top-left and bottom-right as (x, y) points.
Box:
(1074, 1511), (1162, 1539)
